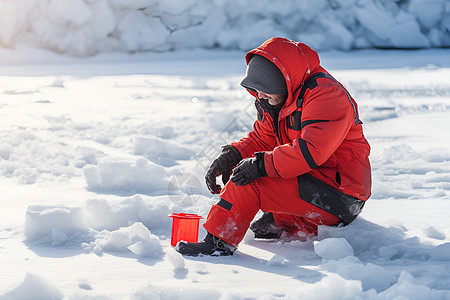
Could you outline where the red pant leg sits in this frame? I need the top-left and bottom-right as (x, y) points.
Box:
(203, 176), (340, 247)
(203, 180), (260, 247)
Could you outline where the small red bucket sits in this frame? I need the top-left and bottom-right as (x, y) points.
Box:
(168, 213), (203, 247)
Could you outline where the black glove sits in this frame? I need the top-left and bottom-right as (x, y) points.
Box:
(231, 152), (267, 186)
(205, 145), (242, 194)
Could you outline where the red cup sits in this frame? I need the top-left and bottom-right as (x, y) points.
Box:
(168, 213), (203, 247)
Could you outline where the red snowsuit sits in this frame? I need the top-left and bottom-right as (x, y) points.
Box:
(203, 37), (372, 247)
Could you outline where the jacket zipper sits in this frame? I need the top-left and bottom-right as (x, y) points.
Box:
(277, 119), (283, 145)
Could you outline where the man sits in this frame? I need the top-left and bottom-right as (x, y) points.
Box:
(177, 37), (371, 256)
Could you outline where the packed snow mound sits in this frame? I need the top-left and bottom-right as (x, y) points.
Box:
(22, 193), (210, 259)
(314, 238), (355, 260)
(23, 195), (176, 258)
(88, 222), (164, 258)
(0, 0), (449, 56)
(320, 257), (395, 292)
(84, 195), (172, 232)
(286, 270), (449, 300)
(430, 242), (450, 260)
(318, 218), (434, 260)
(24, 205), (89, 243)
(83, 157), (169, 194)
(166, 248), (186, 270)
(134, 136), (195, 166)
(1, 272), (63, 300)
(284, 274), (365, 299)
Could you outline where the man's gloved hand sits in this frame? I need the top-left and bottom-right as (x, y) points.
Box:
(205, 145), (242, 194)
(231, 152), (267, 186)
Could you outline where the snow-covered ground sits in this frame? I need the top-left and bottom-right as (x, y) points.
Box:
(1, 47), (450, 299)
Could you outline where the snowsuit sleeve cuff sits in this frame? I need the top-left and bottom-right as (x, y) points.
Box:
(263, 151), (280, 177)
(231, 142), (248, 159)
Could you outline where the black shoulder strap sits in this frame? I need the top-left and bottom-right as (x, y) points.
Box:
(296, 72), (331, 108)
(296, 72), (361, 125)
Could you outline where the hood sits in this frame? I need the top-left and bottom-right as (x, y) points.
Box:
(244, 37), (321, 116)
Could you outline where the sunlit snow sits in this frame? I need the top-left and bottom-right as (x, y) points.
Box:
(0, 46), (449, 299)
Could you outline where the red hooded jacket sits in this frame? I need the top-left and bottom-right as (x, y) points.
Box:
(232, 37), (371, 200)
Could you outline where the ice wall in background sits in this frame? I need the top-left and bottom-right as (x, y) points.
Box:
(0, 0), (449, 56)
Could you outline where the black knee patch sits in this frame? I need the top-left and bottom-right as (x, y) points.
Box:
(217, 198), (233, 211)
(297, 174), (365, 224)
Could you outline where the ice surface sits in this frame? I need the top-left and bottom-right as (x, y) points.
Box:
(1, 49), (450, 299)
(0, 0), (449, 56)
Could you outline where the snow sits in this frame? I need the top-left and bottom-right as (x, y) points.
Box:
(430, 243), (450, 261)
(89, 222), (164, 258)
(24, 205), (88, 242)
(409, 0), (446, 29)
(1, 43), (450, 299)
(1, 273), (64, 300)
(166, 248), (186, 270)
(1, 0), (450, 56)
(48, 0), (92, 26)
(83, 157), (169, 193)
(314, 238), (355, 260)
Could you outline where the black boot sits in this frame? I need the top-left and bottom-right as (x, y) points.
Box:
(250, 212), (284, 239)
(176, 232), (236, 256)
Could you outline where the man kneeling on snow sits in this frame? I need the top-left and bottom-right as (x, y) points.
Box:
(177, 37), (372, 256)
